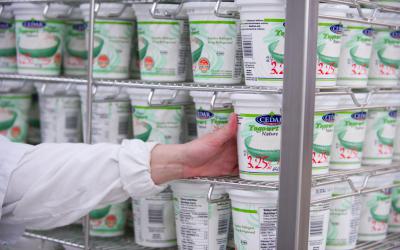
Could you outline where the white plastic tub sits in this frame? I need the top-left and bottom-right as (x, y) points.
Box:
(80, 3), (135, 79)
(63, 8), (86, 76)
(0, 80), (33, 142)
(35, 83), (82, 143)
(190, 91), (233, 137)
(316, 4), (348, 87)
(171, 182), (230, 250)
(134, 3), (190, 82)
(336, 8), (374, 87)
(231, 93), (282, 181)
(329, 93), (368, 170)
(89, 201), (129, 237)
(11, 3), (69, 76)
(235, 0), (286, 87)
(367, 12), (400, 87)
(326, 175), (365, 250)
(389, 173), (400, 232)
(127, 88), (190, 144)
(133, 189), (177, 248)
(184, 0), (243, 84)
(358, 174), (394, 241)
(0, 6), (17, 73)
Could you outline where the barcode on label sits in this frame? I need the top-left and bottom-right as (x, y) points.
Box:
(242, 35), (253, 58)
(148, 205), (163, 224)
(309, 216), (324, 236)
(118, 117), (129, 136)
(65, 116), (78, 129)
(218, 217), (229, 235)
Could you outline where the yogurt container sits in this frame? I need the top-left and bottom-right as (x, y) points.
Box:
(0, 80), (32, 142)
(190, 91), (233, 137)
(27, 92), (41, 145)
(329, 93), (368, 170)
(362, 94), (399, 165)
(358, 174), (394, 241)
(35, 83), (82, 143)
(80, 3), (135, 79)
(184, 0), (243, 84)
(133, 189), (177, 248)
(367, 12), (400, 87)
(12, 3), (69, 76)
(374, 0), (400, 7)
(236, 0), (286, 87)
(171, 182), (230, 250)
(77, 86), (131, 144)
(63, 7), (87, 77)
(231, 93), (282, 181)
(0, 6), (17, 73)
(134, 3), (190, 82)
(316, 4), (347, 87)
(389, 173), (400, 232)
(89, 201), (129, 237)
(326, 176), (365, 250)
(127, 88), (190, 144)
(393, 116), (400, 161)
(336, 8), (374, 87)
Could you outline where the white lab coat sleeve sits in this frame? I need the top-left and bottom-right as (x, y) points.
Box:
(1, 138), (165, 231)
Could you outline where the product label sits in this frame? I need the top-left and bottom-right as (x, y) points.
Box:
(0, 94), (31, 142)
(90, 201), (128, 236)
(308, 203), (331, 250)
(0, 19), (17, 73)
(174, 196), (230, 249)
(63, 20), (87, 76)
(240, 18), (285, 85)
(196, 107), (233, 137)
(39, 95), (81, 143)
(237, 111), (282, 180)
(337, 26), (373, 81)
(389, 181), (400, 231)
(362, 109), (397, 163)
(313, 112), (336, 174)
(15, 19), (64, 74)
(368, 29), (400, 83)
(133, 105), (184, 144)
(92, 20), (133, 78)
(130, 19), (140, 79)
(133, 189), (177, 246)
(189, 20), (243, 82)
(358, 190), (392, 239)
(82, 100), (130, 144)
(316, 23), (343, 82)
(138, 20), (189, 81)
(330, 111), (367, 168)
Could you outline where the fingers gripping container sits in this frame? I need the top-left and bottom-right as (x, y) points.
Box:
(11, 3), (69, 76)
(0, 80), (33, 143)
(184, 0), (243, 84)
(389, 173), (400, 233)
(190, 91), (233, 137)
(316, 4), (348, 87)
(171, 182), (231, 250)
(367, 12), (400, 87)
(329, 93), (369, 170)
(35, 83), (82, 143)
(0, 6), (17, 73)
(133, 3), (190, 82)
(77, 86), (131, 144)
(362, 93), (400, 165)
(336, 8), (375, 87)
(235, 0), (286, 87)
(358, 174), (394, 242)
(89, 201), (129, 237)
(80, 3), (135, 79)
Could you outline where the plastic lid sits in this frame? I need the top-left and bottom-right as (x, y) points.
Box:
(235, 0), (285, 5)
(77, 85), (128, 100)
(127, 88), (191, 104)
(35, 83), (78, 96)
(315, 95), (341, 109)
(230, 93), (282, 104)
(184, 0), (234, 2)
(11, 3), (70, 15)
(80, 3), (135, 19)
(0, 6), (13, 18)
(319, 3), (349, 17)
(228, 189), (279, 205)
(362, 173), (395, 188)
(337, 92), (369, 107)
(0, 80), (33, 93)
(68, 7), (83, 20)
(333, 175), (366, 193)
(171, 181), (227, 197)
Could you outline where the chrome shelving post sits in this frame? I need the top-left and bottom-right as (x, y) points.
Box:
(277, 0), (319, 249)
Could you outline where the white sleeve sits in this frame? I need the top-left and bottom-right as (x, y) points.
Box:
(1, 139), (165, 230)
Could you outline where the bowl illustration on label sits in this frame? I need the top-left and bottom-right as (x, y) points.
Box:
(244, 136), (280, 161)
(89, 205), (112, 219)
(18, 36), (61, 58)
(317, 44), (339, 67)
(0, 109), (17, 131)
(377, 48), (400, 69)
(191, 37), (204, 64)
(350, 46), (370, 67)
(393, 197), (400, 213)
(66, 36), (104, 59)
(134, 122), (152, 142)
(268, 40), (284, 64)
(0, 46), (16, 57)
(377, 128), (394, 146)
(139, 37), (149, 61)
(337, 130), (363, 151)
(370, 197), (390, 223)
(312, 143), (331, 155)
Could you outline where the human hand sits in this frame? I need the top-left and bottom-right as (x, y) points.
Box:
(150, 114), (238, 185)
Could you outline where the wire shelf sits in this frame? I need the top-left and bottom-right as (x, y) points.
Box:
(355, 233), (400, 250)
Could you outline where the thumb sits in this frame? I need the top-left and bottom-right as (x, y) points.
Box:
(201, 113), (237, 147)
